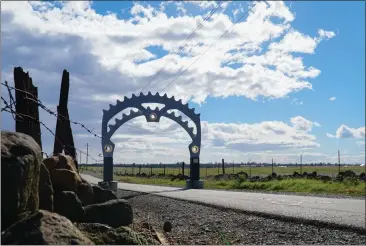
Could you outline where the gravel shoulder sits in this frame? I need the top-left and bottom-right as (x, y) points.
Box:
(118, 189), (366, 245)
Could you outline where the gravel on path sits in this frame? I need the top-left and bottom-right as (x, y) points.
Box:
(118, 189), (366, 245)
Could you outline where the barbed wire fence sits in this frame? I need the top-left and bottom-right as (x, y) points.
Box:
(1, 68), (101, 166)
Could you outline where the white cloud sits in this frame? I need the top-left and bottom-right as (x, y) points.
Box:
(290, 116), (321, 132)
(327, 125), (365, 139)
(1, 1), (341, 164)
(291, 98), (303, 105)
(329, 96), (336, 101)
(1, 1), (336, 104)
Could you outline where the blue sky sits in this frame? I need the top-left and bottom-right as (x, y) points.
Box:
(1, 1), (365, 164)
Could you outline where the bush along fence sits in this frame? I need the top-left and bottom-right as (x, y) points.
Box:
(80, 160), (366, 183)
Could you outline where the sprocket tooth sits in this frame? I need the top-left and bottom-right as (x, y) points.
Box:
(115, 118), (120, 124)
(155, 107), (159, 111)
(129, 109), (134, 115)
(108, 124), (115, 131)
(155, 92), (160, 96)
(123, 96), (128, 101)
(147, 106), (151, 111)
(171, 96), (175, 100)
(132, 94), (137, 98)
(103, 109), (108, 114)
(196, 113), (201, 118)
(189, 108), (195, 113)
(117, 100), (122, 104)
(178, 115), (182, 121)
(122, 113), (127, 118)
(183, 121), (189, 127)
(109, 104), (114, 109)
(163, 93), (168, 98)
(178, 99), (182, 104)
(147, 91), (152, 96)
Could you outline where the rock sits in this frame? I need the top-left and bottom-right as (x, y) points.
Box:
(51, 168), (82, 192)
(359, 172), (366, 181)
(82, 199), (133, 227)
(39, 164), (54, 211)
(76, 223), (154, 245)
(1, 131), (42, 230)
(77, 181), (94, 206)
(43, 153), (78, 174)
(54, 191), (85, 222)
(163, 221), (172, 232)
(1, 210), (94, 245)
(92, 185), (117, 204)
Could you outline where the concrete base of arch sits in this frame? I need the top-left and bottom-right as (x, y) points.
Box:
(98, 181), (118, 192)
(186, 179), (204, 189)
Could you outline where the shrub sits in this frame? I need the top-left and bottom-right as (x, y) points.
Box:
(343, 177), (360, 186)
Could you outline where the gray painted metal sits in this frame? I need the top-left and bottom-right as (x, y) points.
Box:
(101, 92), (201, 182)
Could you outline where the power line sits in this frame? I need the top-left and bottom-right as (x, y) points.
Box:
(138, 0), (224, 94)
(161, 1), (258, 92)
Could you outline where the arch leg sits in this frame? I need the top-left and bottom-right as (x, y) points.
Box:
(103, 157), (113, 182)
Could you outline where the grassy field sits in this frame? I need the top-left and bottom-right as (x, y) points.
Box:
(81, 165), (365, 178)
(81, 166), (366, 197)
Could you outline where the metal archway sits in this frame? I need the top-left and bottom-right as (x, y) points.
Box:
(101, 92), (202, 188)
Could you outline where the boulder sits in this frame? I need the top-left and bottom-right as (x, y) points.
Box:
(1, 131), (42, 230)
(51, 168), (82, 192)
(39, 164), (54, 211)
(92, 185), (117, 204)
(82, 199), (133, 227)
(359, 172), (366, 181)
(1, 210), (94, 245)
(43, 153), (78, 174)
(76, 223), (154, 245)
(54, 191), (85, 222)
(77, 180), (94, 206)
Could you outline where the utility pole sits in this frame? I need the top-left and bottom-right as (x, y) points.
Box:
(272, 158), (274, 173)
(338, 150), (341, 174)
(79, 150), (82, 164)
(85, 143), (89, 165)
(300, 154), (303, 175)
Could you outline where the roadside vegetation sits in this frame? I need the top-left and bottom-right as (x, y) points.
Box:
(81, 166), (365, 197)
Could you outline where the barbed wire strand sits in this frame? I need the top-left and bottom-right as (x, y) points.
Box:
(1, 81), (102, 139)
(1, 100), (99, 163)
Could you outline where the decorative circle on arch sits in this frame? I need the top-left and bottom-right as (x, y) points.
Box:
(104, 144), (113, 153)
(150, 113), (157, 121)
(191, 145), (199, 154)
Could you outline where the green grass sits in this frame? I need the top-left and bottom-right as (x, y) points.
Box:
(81, 170), (366, 197)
